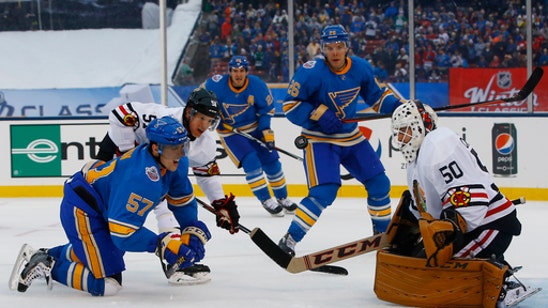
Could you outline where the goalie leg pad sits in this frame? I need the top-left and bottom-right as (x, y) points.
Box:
(374, 250), (508, 307)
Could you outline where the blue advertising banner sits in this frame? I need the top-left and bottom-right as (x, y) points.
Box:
(0, 85), (185, 118)
(0, 87), (119, 117)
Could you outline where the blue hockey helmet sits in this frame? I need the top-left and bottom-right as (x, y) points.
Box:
(228, 55), (249, 71)
(320, 24), (350, 50)
(146, 116), (189, 147)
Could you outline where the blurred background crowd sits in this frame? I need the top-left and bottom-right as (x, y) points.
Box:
(2, 0), (548, 84)
(194, 0), (548, 83)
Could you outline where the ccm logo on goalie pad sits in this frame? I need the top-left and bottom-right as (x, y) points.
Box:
(304, 235), (384, 268)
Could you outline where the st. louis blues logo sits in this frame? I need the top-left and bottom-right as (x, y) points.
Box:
(327, 87), (360, 118)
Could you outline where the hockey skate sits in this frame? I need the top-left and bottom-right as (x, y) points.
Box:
(497, 280), (541, 307)
(495, 264), (542, 307)
(277, 198), (297, 213)
(262, 198), (284, 217)
(168, 263), (211, 286)
(278, 233), (296, 256)
(9, 244), (55, 292)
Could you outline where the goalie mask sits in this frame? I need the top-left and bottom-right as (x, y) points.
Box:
(391, 100), (438, 163)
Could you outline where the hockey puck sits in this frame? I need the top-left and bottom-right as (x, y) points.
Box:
(294, 136), (308, 149)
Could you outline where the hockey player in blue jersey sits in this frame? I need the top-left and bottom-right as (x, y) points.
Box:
(278, 24), (408, 256)
(203, 55), (297, 216)
(10, 116), (212, 296)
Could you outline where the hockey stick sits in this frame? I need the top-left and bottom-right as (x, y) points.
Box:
(222, 123), (304, 161)
(343, 66), (544, 123)
(273, 192), (527, 274)
(194, 197), (348, 275)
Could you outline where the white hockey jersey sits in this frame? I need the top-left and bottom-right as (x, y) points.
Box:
(108, 101), (224, 201)
(406, 126), (516, 232)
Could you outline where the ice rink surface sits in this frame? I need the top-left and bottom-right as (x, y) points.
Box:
(1, 196), (546, 307)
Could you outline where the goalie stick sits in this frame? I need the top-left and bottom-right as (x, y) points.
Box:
(194, 197), (348, 275)
(343, 66), (544, 123)
(241, 193), (527, 274)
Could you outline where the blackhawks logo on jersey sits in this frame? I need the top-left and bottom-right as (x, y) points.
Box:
(446, 187), (471, 208)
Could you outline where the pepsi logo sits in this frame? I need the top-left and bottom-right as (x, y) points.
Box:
(359, 126), (382, 157)
(495, 133), (514, 155)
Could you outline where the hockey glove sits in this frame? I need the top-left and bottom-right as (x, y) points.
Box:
(261, 129), (275, 150)
(310, 104), (342, 134)
(180, 220), (211, 262)
(158, 231), (196, 269)
(212, 193), (240, 234)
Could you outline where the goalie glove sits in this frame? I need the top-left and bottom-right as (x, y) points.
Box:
(180, 221), (211, 262)
(211, 193), (240, 234)
(419, 209), (466, 267)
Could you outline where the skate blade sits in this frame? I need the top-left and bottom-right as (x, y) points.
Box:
(504, 286), (542, 307)
(8, 244), (35, 291)
(167, 271), (211, 286)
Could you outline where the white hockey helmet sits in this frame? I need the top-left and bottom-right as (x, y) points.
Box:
(391, 100), (437, 163)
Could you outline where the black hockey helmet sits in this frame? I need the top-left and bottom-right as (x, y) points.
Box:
(186, 88), (220, 119)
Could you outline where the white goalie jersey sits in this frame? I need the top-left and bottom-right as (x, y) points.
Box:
(108, 101), (224, 202)
(406, 126), (516, 233)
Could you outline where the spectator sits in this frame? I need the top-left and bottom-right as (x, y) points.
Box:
(538, 48), (548, 66)
(393, 62), (408, 82)
(422, 44), (436, 75)
(396, 47), (409, 68)
(221, 17), (232, 41)
(373, 60), (389, 82)
(175, 58), (195, 85)
(489, 55), (501, 67)
(306, 39), (321, 60)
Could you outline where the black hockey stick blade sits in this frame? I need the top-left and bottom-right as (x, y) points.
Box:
(249, 228), (348, 275)
(343, 67), (544, 123)
(310, 265), (349, 276)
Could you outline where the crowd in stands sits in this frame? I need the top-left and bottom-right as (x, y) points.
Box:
(195, 0), (548, 83)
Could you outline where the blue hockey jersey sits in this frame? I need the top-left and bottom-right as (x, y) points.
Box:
(81, 144), (196, 252)
(283, 56), (402, 144)
(204, 74), (274, 133)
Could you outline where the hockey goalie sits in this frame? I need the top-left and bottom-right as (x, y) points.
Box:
(373, 101), (541, 307)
